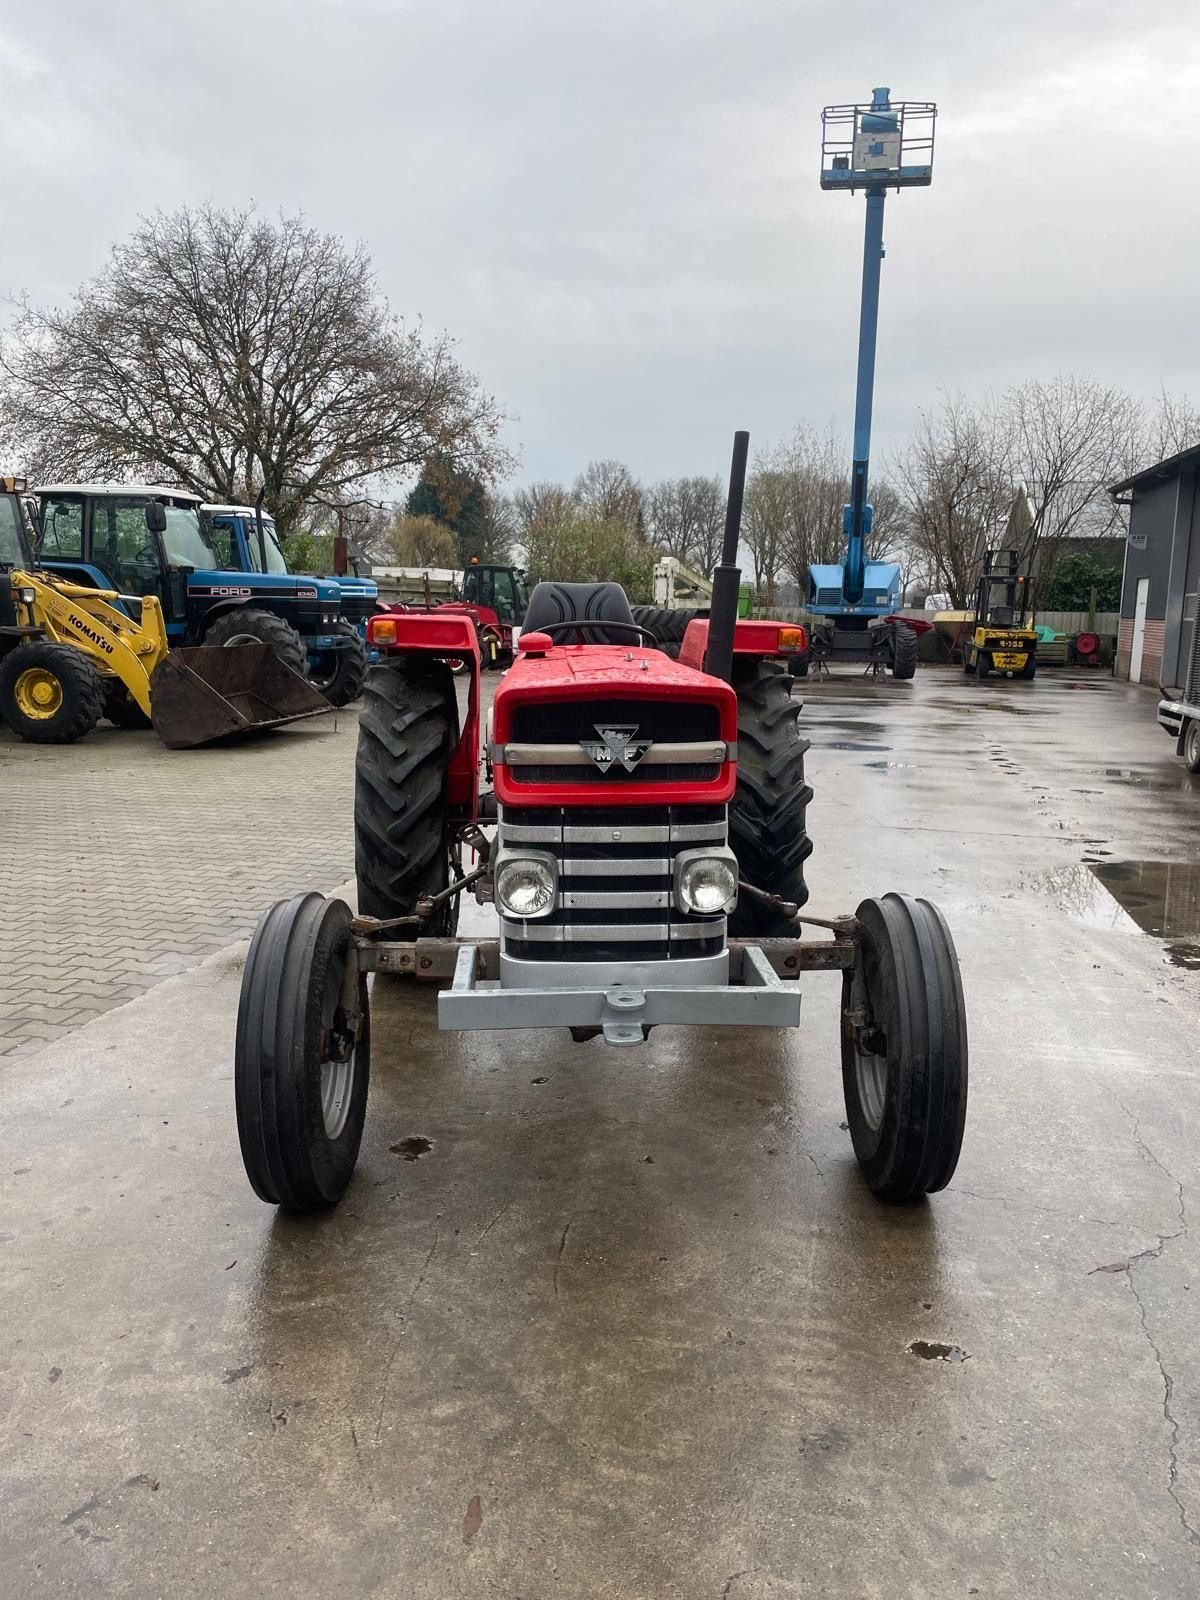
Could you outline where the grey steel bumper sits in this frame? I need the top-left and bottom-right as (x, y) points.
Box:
(1158, 698), (1192, 740)
(437, 944), (802, 1046)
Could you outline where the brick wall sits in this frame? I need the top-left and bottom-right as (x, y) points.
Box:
(1116, 617), (1164, 684)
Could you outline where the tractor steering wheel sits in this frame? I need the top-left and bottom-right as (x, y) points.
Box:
(534, 619), (662, 649)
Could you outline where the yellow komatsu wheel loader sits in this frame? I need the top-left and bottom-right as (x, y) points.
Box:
(0, 479), (331, 747)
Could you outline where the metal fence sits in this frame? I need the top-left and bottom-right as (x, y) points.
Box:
(760, 606), (1120, 636)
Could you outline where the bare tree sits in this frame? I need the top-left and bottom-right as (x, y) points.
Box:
(1002, 375), (1142, 577)
(0, 205), (512, 534)
(742, 466), (787, 605)
(572, 460), (644, 534)
(1148, 386), (1200, 461)
(512, 482), (574, 553)
(892, 395), (1014, 606)
(645, 476), (725, 570)
(479, 493), (518, 563)
(377, 514), (458, 567)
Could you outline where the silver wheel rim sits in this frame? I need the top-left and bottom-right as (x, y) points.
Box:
(856, 1047), (888, 1131)
(307, 657), (337, 691)
(321, 1053), (354, 1139)
(850, 960), (889, 1132)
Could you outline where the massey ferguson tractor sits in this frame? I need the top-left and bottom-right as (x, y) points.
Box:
(234, 435), (967, 1212)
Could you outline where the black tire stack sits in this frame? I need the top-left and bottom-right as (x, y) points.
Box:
(629, 605), (701, 659)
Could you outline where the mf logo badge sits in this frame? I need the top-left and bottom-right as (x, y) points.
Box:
(580, 724), (652, 773)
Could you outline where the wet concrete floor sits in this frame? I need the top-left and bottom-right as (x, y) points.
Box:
(2, 665), (1199, 1597)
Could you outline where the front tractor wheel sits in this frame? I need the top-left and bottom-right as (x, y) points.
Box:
(355, 657), (459, 932)
(0, 642), (105, 743)
(204, 607), (308, 679)
(235, 893), (370, 1211)
(308, 620), (368, 706)
(728, 660), (814, 937)
(841, 893), (968, 1201)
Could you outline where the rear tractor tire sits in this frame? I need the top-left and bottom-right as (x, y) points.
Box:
(355, 657), (460, 934)
(629, 604), (700, 660)
(0, 642), (105, 743)
(235, 892), (370, 1211)
(203, 607), (308, 679)
(890, 623), (918, 680)
(728, 660), (814, 938)
(308, 619), (369, 707)
(841, 893), (968, 1201)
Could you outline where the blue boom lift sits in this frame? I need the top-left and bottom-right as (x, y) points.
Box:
(804, 88), (937, 678)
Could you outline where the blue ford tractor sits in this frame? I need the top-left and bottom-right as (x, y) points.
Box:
(204, 504), (374, 706)
(34, 485), (368, 707)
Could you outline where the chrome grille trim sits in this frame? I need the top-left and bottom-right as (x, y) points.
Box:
(497, 740), (733, 767)
(502, 920), (672, 944)
(561, 857), (670, 877)
(563, 889), (669, 909)
(498, 803), (728, 962)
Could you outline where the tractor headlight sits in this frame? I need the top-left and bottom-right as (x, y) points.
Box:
(675, 848), (738, 915)
(19, 587), (36, 606)
(495, 852), (557, 919)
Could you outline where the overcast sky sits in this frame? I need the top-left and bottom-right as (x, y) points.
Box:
(3, 0), (1197, 494)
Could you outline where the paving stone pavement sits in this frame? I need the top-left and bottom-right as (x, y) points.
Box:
(0, 711), (361, 1058)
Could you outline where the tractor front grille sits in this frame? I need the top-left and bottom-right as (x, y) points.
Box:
(503, 697), (726, 787)
(338, 595), (375, 625)
(498, 803), (727, 962)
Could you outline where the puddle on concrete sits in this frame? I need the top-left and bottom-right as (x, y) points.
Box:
(1034, 860), (1200, 945)
(925, 698), (1044, 717)
(390, 1135), (433, 1160)
(908, 1340), (969, 1363)
(1096, 767), (1175, 790)
(866, 760), (917, 771)
(824, 740), (891, 752)
(1090, 860), (1200, 941)
(805, 717), (889, 736)
(1166, 941), (1200, 970)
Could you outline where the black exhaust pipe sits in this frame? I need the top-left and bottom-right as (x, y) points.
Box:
(705, 430), (749, 684)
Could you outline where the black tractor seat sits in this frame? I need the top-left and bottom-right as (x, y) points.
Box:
(521, 581), (637, 646)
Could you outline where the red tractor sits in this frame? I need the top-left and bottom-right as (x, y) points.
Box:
(234, 436), (967, 1213)
(375, 560), (529, 671)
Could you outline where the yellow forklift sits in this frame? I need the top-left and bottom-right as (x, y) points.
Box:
(962, 548), (1037, 680)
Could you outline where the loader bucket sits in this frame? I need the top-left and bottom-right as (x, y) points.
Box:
(150, 644), (334, 749)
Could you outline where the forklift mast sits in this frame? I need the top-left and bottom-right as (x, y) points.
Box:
(976, 548), (1034, 628)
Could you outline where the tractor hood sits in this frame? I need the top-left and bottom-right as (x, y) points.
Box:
(490, 644), (738, 810)
(187, 569), (343, 603)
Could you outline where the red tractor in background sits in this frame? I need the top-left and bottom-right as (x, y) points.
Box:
(235, 435), (968, 1215)
(374, 558), (529, 671)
